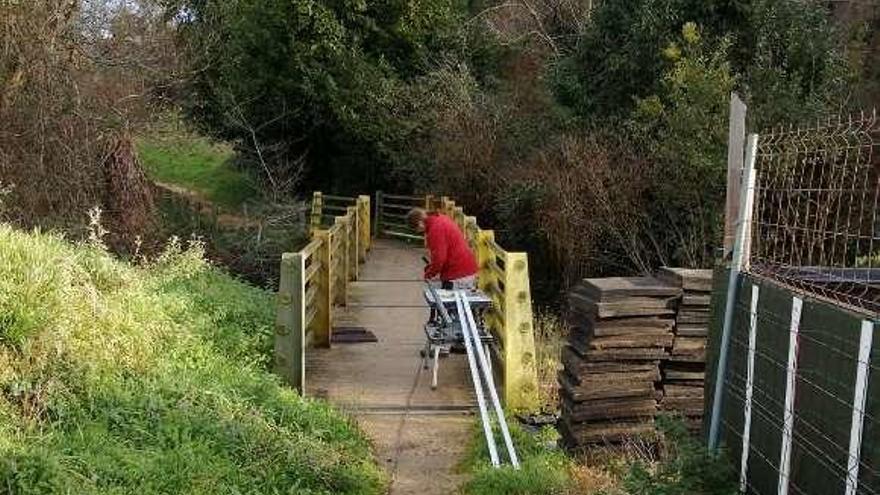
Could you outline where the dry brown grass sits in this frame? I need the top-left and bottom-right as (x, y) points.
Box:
(0, 1), (178, 236)
(533, 312), (567, 413)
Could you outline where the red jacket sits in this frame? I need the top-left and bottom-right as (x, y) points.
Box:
(424, 214), (479, 281)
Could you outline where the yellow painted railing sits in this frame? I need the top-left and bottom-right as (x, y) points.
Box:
(311, 192), (371, 261)
(278, 191), (538, 411)
(373, 191), (434, 241)
(274, 197), (370, 392)
(439, 197), (539, 412)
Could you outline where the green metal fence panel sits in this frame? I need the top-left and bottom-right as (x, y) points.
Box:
(708, 271), (879, 495)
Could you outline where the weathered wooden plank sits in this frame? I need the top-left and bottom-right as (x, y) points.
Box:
(672, 336), (707, 354)
(562, 346), (659, 375)
(559, 418), (656, 445)
(570, 338), (669, 361)
(581, 333), (675, 350)
(576, 277), (682, 301)
(569, 293), (676, 319)
(656, 267), (714, 292)
(677, 314), (711, 325)
(563, 364), (661, 386)
(664, 384), (705, 398)
(559, 371), (656, 402)
(561, 397), (658, 422)
(675, 325), (709, 337)
(659, 397), (704, 416)
(567, 313), (675, 333)
(663, 369), (706, 381)
(683, 293), (712, 306)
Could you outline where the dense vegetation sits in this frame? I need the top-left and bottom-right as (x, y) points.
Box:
(3, 0), (875, 298)
(0, 224), (385, 493)
(167, 0), (876, 302)
(462, 417), (736, 495)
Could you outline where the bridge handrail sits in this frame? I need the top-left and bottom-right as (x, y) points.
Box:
(310, 192), (371, 262)
(289, 190), (539, 411)
(373, 191), (436, 241)
(438, 196), (538, 411)
(275, 198), (370, 393)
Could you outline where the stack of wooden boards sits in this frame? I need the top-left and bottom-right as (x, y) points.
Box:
(559, 277), (680, 448)
(559, 270), (714, 449)
(657, 268), (713, 429)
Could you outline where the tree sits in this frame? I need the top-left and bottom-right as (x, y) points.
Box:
(170, 0), (466, 197)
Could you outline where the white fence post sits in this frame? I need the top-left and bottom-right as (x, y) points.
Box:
(778, 296), (803, 495)
(739, 284), (760, 493)
(845, 320), (874, 495)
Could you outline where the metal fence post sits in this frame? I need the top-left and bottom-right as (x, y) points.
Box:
(274, 252), (306, 392)
(709, 133), (759, 451)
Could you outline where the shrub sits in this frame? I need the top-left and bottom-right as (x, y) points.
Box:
(0, 224), (386, 493)
(616, 417), (737, 495)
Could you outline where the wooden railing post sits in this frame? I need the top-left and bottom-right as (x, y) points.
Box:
(334, 218), (349, 306)
(311, 191), (323, 232)
(358, 195), (371, 257)
(347, 207), (359, 280)
(501, 253), (539, 411)
(374, 191), (383, 238)
(313, 230), (332, 347)
(453, 206), (465, 230)
(464, 216), (478, 251)
(275, 252), (306, 392)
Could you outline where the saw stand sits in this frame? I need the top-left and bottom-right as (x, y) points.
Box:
(422, 285), (493, 390)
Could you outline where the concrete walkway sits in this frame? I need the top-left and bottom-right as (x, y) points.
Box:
(306, 239), (476, 494)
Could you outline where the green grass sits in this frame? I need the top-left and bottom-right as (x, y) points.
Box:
(138, 135), (258, 210)
(0, 225), (386, 494)
(462, 423), (576, 495)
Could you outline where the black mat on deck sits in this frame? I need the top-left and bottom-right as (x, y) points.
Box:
(331, 326), (378, 343)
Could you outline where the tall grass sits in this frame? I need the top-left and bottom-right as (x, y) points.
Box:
(0, 225), (385, 494)
(534, 313), (567, 414)
(462, 424), (576, 495)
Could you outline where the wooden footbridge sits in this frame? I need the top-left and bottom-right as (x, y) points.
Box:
(273, 192), (539, 493)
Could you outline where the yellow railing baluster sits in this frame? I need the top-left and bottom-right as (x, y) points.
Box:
(313, 230), (333, 347)
(275, 252), (306, 392)
(311, 191), (323, 233)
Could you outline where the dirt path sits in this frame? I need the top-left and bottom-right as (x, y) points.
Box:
(306, 240), (476, 494)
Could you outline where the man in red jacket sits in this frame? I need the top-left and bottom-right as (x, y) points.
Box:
(407, 208), (479, 289)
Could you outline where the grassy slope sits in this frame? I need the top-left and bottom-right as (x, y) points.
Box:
(0, 226), (385, 494)
(138, 135), (258, 210)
